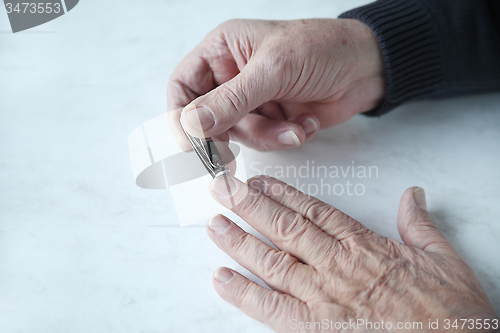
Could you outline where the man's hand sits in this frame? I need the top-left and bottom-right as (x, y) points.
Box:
(167, 19), (385, 151)
(206, 175), (498, 332)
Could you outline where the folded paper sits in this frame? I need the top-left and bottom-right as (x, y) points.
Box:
(128, 113), (246, 226)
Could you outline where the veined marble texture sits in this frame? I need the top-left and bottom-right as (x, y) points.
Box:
(0, 0), (499, 332)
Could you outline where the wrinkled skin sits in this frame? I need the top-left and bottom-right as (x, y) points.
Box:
(166, 17), (499, 331)
(167, 19), (385, 151)
(205, 175), (498, 333)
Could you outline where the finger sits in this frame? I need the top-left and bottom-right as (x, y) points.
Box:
(288, 113), (320, 141)
(167, 108), (193, 152)
(167, 45), (239, 147)
(249, 176), (367, 240)
(207, 215), (320, 301)
(167, 55), (216, 111)
(256, 101), (286, 120)
(397, 187), (464, 260)
(229, 113), (319, 151)
(209, 175), (340, 267)
(280, 102), (356, 130)
(212, 267), (311, 330)
(229, 113), (304, 151)
(167, 55), (217, 150)
(179, 56), (280, 138)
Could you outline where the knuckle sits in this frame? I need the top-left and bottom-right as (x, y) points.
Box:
(260, 45), (292, 75)
(240, 129), (278, 152)
(340, 227), (371, 250)
(262, 250), (298, 280)
(281, 254), (301, 277)
(382, 237), (402, 258)
(262, 249), (281, 277)
(233, 280), (253, 306)
(262, 31), (305, 67)
(335, 216), (365, 241)
(229, 232), (252, 254)
(218, 19), (240, 29)
(252, 137), (277, 151)
(303, 201), (338, 225)
(213, 19), (236, 34)
(215, 83), (248, 115)
(237, 188), (265, 216)
(261, 292), (286, 324)
(322, 240), (343, 264)
(265, 181), (289, 200)
(271, 209), (306, 240)
(404, 219), (440, 241)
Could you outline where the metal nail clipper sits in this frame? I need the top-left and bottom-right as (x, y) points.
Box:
(181, 125), (230, 179)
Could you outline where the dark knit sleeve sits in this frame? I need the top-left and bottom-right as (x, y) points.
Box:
(339, 0), (500, 116)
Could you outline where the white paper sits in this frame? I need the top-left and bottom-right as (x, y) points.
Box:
(128, 113), (247, 226)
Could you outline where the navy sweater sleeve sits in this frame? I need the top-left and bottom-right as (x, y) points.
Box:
(339, 0), (500, 116)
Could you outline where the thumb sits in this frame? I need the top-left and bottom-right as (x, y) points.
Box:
(397, 187), (462, 260)
(179, 59), (279, 138)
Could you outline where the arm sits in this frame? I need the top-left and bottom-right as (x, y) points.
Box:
(340, 0), (500, 116)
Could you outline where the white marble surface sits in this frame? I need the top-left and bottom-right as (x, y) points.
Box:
(1, 0), (499, 332)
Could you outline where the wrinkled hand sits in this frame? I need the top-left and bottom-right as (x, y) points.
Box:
(167, 19), (385, 151)
(206, 175), (498, 332)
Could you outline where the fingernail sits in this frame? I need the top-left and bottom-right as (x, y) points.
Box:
(278, 130), (301, 146)
(214, 267), (233, 283)
(210, 175), (237, 197)
(300, 117), (318, 134)
(413, 187), (427, 210)
(208, 215), (231, 234)
(185, 106), (215, 131)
